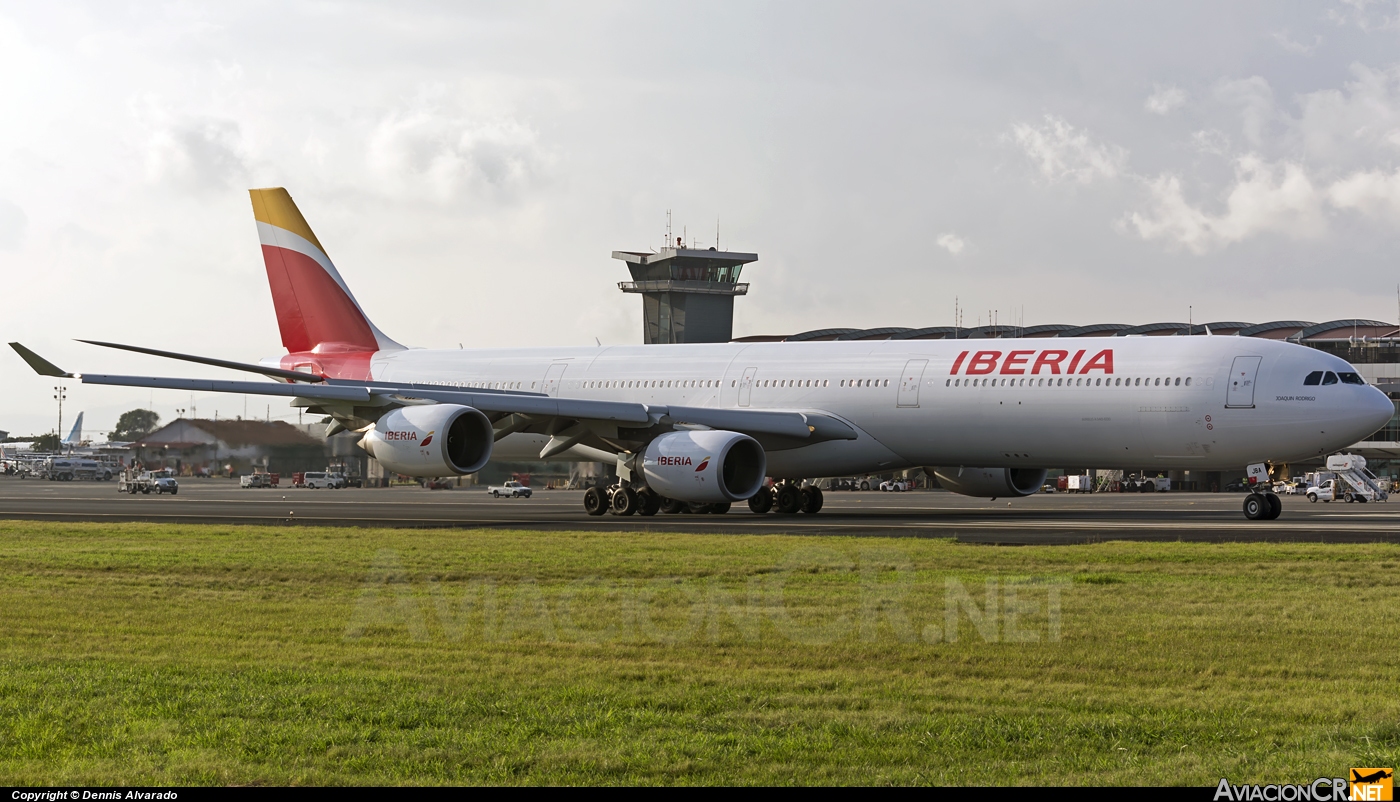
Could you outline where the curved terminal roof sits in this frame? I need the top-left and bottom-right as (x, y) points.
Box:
(785, 328), (861, 342)
(1236, 321), (1314, 338)
(888, 326), (962, 340)
(1117, 322), (1189, 336)
(834, 327), (913, 341)
(1292, 320), (1395, 340)
(1058, 323), (1132, 338)
(1191, 322), (1253, 335)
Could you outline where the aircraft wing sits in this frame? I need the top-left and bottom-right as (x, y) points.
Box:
(10, 343), (857, 449)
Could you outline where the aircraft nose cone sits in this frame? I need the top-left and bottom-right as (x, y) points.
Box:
(1363, 386), (1396, 432)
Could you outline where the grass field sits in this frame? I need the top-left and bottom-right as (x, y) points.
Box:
(0, 520), (1395, 785)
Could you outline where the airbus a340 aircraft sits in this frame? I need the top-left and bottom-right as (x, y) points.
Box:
(10, 189), (1394, 520)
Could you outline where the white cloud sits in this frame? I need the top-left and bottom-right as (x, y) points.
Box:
(1214, 76), (1275, 147)
(936, 232), (965, 254)
(1290, 64), (1400, 165)
(1326, 0), (1400, 32)
(1190, 129), (1231, 155)
(1269, 31), (1321, 55)
(144, 117), (250, 194)
(1329, 168), (1400, 219)
(1008, 115), (1127, 184)
(1126, 156), (1326, 254)
(1144, 85), (1187, 115)
(366, 109), (554, 203)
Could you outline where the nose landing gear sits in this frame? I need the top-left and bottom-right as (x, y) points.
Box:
(1243, 491), (1282, 520)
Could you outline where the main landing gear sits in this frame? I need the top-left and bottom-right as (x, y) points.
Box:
(747, 482), (823, 515)
(581, 481), (825, 516)
(583, 485), (729, 516)
(1242, 491), (1282, 521)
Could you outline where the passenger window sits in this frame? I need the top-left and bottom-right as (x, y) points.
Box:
(1174, 377), (1181, 386)
(1338, 372), (1364, 385)
(1322, 372), (1339, 385)
(1185, 377), (1191, 386)
(1154, 378), (1160, 386)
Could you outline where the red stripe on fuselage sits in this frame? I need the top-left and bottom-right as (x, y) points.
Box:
(260, 245), (377, 353)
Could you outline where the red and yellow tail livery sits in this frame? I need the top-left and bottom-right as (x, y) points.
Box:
(249, 188), (402, 378)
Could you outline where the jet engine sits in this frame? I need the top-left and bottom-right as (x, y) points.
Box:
(641, 430), (766, 503)
(928, 467), (1047, 498)
(360, 404), (493, 476)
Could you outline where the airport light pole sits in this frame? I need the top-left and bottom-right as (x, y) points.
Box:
(53, 386), (66, 438)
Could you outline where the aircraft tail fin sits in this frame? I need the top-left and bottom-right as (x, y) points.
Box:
(62, 412), (82, 446)
(248, 188), (404, 355)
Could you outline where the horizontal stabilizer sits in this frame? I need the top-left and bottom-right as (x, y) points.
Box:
(8, 343), (73, 377)
(76, 340), (324, 383)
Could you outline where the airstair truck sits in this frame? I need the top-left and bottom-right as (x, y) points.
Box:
(1306, 454), (1389, 503)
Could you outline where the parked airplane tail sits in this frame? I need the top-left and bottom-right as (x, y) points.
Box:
(249, 188), (403, 356)
(62, 412), (82, 446)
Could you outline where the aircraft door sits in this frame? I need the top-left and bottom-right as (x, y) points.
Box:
(541, 363), (568, 397)
(738, 367), (757, 407)
(898, 359), (928, 407)
(1225, 356), (1262, 409)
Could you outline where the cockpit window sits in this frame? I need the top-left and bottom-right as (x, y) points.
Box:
(1322, 371), (1339, 385)
(1303, 371), (1323, 386)
(1338, 372), (1365, 385)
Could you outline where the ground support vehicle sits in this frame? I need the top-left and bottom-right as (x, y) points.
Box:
(879, 479), (908, 492)
(299, 471), (342, 489)
(119, 469), (178, 495)
(1306, 454), (1388, 503)
(240, 473), (269, 488)
(488, 480), (532, 498)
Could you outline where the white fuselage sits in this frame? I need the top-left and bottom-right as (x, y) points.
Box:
(363, 337), (1394, 476)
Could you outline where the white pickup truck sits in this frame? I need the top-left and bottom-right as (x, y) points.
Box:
(488, 480), (533, 498)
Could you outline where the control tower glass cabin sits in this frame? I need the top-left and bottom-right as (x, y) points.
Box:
(613, 244), (758, 344)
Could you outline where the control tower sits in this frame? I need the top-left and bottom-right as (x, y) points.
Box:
(613, 244), (758, 344)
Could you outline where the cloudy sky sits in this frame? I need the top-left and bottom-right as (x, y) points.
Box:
(5, 1), (1400, 436)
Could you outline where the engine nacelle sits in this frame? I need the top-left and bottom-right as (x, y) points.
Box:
(360, 404), (493, 476)
(929, 467), (1047, 498)
(641, 430), (766, 503)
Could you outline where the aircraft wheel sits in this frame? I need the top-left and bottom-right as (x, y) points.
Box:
(583, 486), (609, 516)
(611, 487), (638, 516)
(686, 502), (712, 514)
(799, 485), (824, 514)
(774, 483), (802, 514)
(1264, 493), (1281, 520)
(659, 497), (686, 515)
(747, 489), (773, 514)
(1242, 494), (1266, 520)
(710, 502), (731, 515)
(637, 489), (660, 516)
